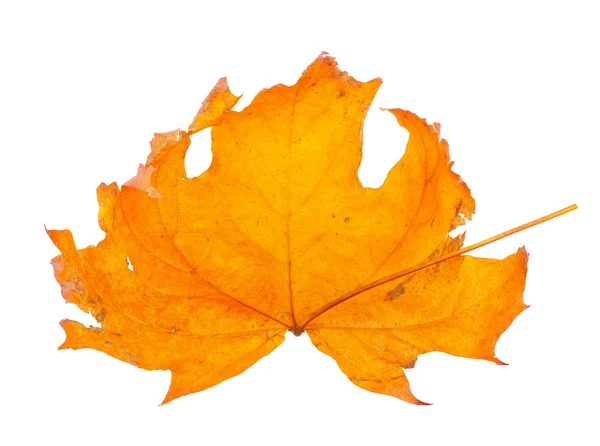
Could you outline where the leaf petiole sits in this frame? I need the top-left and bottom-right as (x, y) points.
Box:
(291, 203), (578, 336)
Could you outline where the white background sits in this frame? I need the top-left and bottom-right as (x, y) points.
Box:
(1, 1), (597, 444)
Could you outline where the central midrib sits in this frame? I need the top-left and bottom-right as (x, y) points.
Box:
(286, 89), (299, 328)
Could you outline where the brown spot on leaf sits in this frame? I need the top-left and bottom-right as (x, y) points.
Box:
(350, 377), (383, 383)
(386, 283), (405, 301)
(94, 308), (106, 323)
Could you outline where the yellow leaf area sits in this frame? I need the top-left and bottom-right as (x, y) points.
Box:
(48, 54), (527, 405)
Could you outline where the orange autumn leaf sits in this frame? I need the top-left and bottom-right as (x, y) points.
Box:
(47, 53), (573, 405)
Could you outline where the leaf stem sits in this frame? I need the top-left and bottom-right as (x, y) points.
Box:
(291, 204), (577, 336)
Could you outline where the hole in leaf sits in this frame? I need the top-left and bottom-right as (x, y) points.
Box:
(358, 110), (409, 188)
(184, 129), (213, 179)
(62, 303), (101, 328)
(126, 256), (134, 272)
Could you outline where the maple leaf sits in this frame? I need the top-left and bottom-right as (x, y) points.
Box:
(48, 53), (575, 405)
